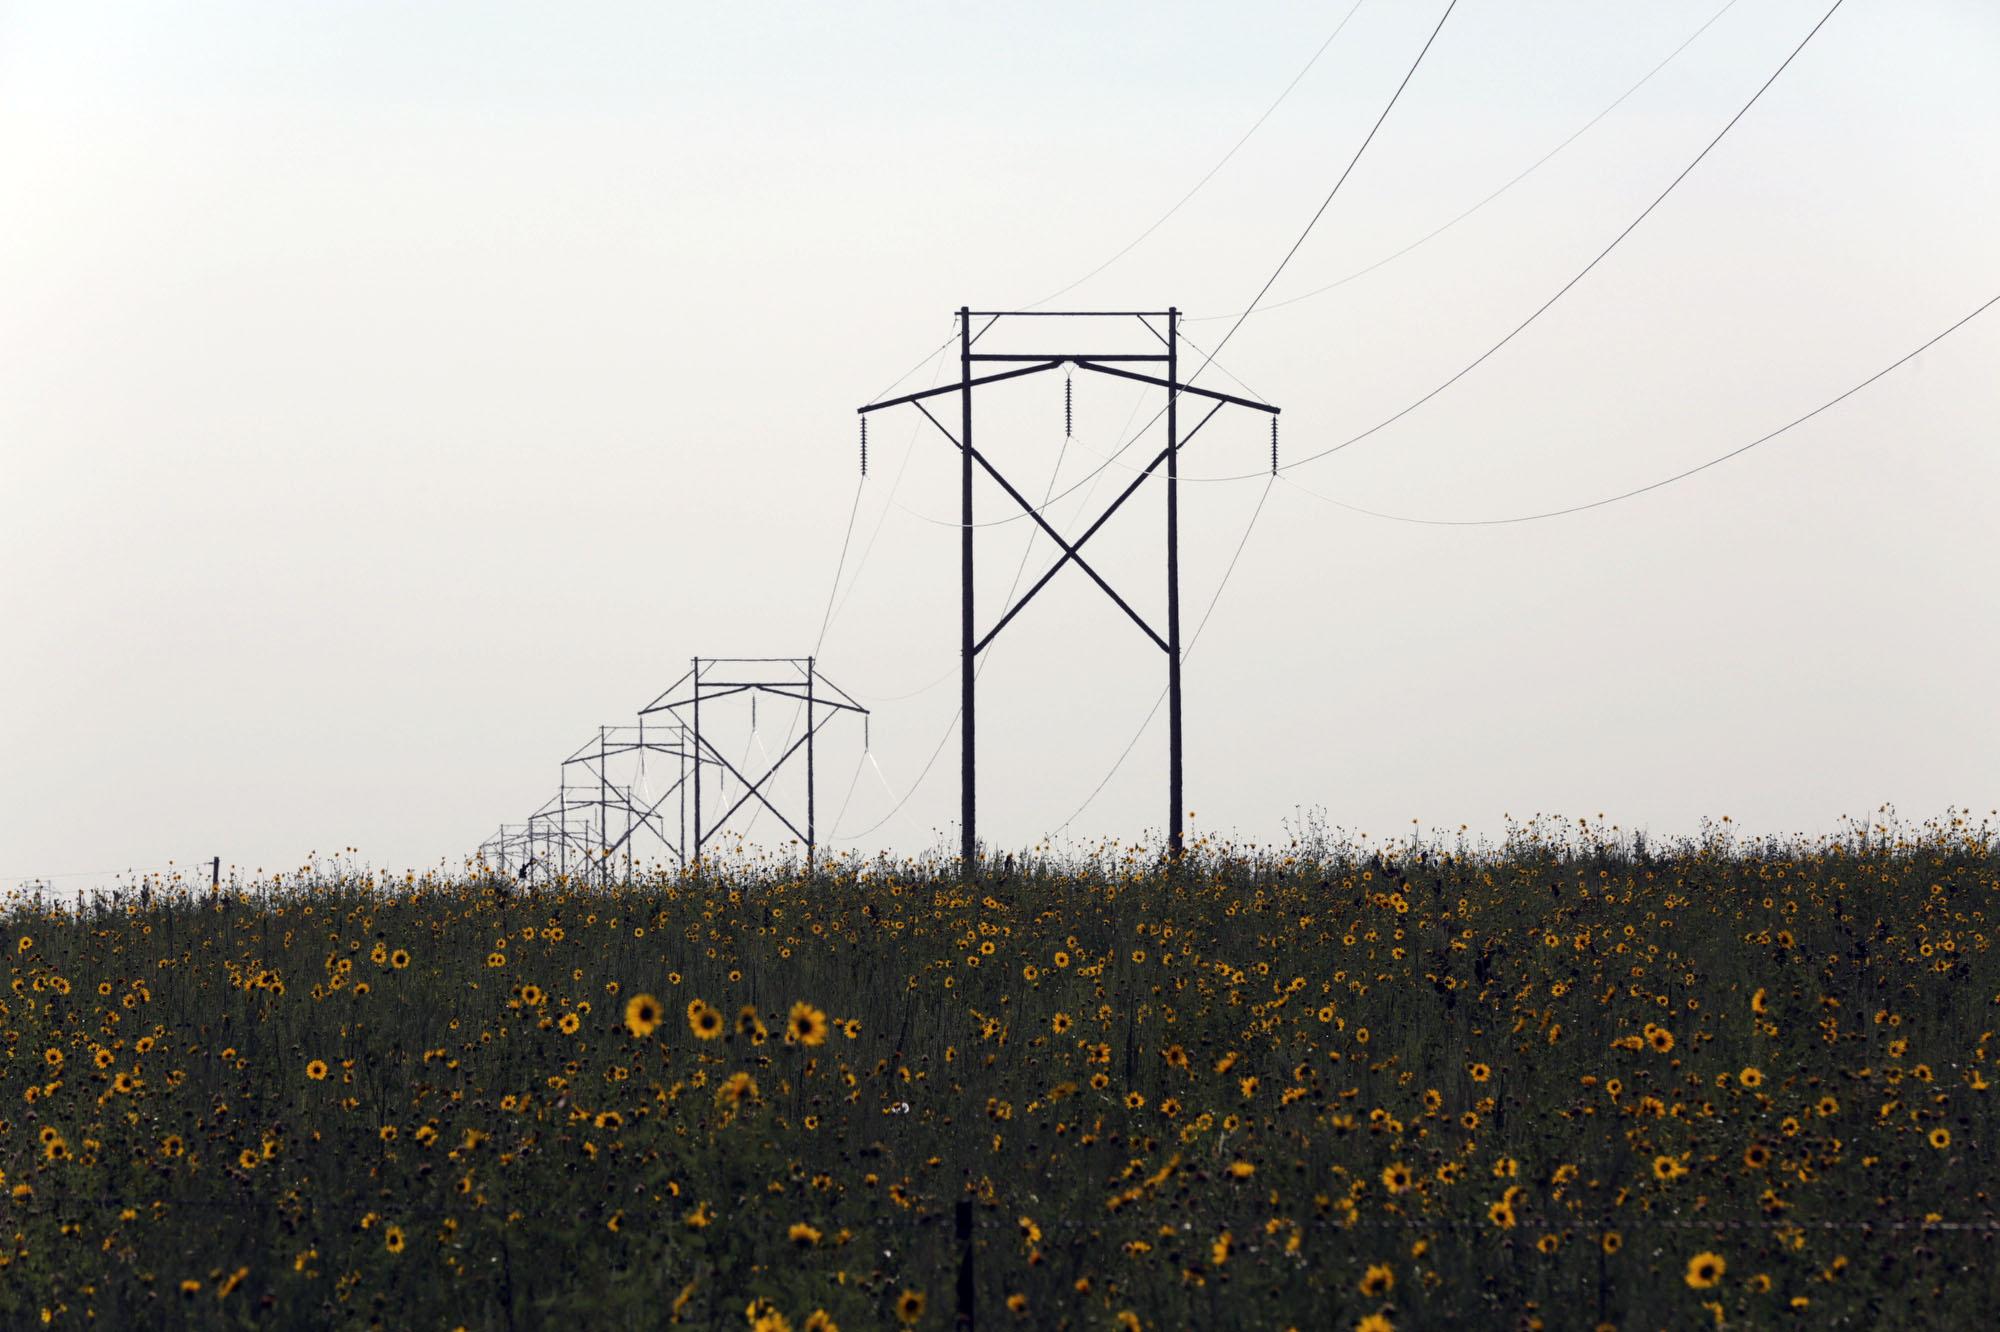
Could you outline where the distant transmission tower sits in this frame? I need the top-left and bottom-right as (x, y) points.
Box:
(857, 308), (1281, 870)
(638, 656), (867, 867)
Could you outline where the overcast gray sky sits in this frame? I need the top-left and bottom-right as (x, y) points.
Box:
(4, 1), (1996, 889)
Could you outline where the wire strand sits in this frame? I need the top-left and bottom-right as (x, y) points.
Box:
(1056, 475), (1278, 832)
(1232, 0), (1849, 482)
(1185, 0), (1744, 325)
(1019, 0), (1369, 310)
(1277, 290), (2000, 527)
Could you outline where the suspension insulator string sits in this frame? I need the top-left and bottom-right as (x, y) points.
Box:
(1064, 372), (1073, 439)
(1271, 417), (1279, 475)
(860, 416), (868, 477)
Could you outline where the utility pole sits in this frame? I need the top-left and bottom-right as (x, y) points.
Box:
(857, 308), (1278, 870)
(805, 656), (817, 870)
(959, 307), (977, 873)
(638, 657), (866, 868)
(1165, 308), (1183, 859)
(690, 656), (701, 866)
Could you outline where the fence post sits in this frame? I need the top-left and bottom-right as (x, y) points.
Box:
(954, 1197), (975, 1328)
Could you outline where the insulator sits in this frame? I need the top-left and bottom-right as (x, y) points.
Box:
(864, 715), (871, 753)
(1270, 417), (1279, 474)
(1064, 375), (1073, 438)
(860, 416), (869, 477)
(750, 695), (757, 732)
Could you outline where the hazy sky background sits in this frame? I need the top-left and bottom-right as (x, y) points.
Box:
(4, 1), (1996, 889)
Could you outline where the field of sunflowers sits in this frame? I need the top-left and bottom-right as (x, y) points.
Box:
(3, 814), (1994, 1330)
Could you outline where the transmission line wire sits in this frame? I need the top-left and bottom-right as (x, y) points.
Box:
(1021, 0), (1368, 309)
(1181, 0), (1849, 483)
(1278, 290), (2000, 527)
(1182, 0), (1461, 392)
(812, 475), (866, 656)
(1185, 0), (1743, 324)
(1056, 474), (1278, 831)
(885, 0), (1459, 532)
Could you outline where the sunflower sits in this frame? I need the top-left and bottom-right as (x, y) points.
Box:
(718, 1071), (760, 1106)
(1600, 1231), (1623, 1255)
(1739, 1066), (1764, 1089)
(390, 948), (411, 969)
(1647, 1027), (1675, 1054)
(1359, 1262), (1394, 1296)
(1743, 1143), (1771, 1169)
(690, 1002), (723, 1040)
(789, 1002), (829, 1046)
(1381, 1163), (1413, 1194)
(624, 993), (662, 1038)
(1684, 1251), (1725, 1289)
(306, 1059), (329, 1081)
(1929, 1127), (1952, 1150)
(1356, 1314), (1394, 1332)
(1051, 1012), (1072, 1035)
(1653, 1155), (1688, 1181)
(384, 1225), (406, 1254)
(1487, 1200), (1516, 1229)
(894, 1289), (926, 1326)
(789, 1222), (822, 1248)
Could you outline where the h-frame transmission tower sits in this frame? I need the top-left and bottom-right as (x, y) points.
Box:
(638, 656), (867, 866)
(480, 658), (865, 880)
(857, 308), (1280, 870)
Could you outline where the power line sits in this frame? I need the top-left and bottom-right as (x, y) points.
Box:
(1276, 289), (1999, 527)
(1180, 0), (1461, 391)
(1180, 0), (1849, 483)
(822, 340), (957, 637)
(1056, 474), (1278, 832)
(812, 475), (865, 656)
(1020, 0), (1369, 310)
(1185, 0), (1743, 324)
(882, 1), (1460, 533)
(834, 387), (1115, 841)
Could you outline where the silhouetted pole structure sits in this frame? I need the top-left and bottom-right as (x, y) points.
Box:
(691, 656), (702, 864)
(959, 308), (977, 871)
(805, 656), (818, 868)
(857, 308), (1279, 871)
(1165, 309), (1183, 858)
(639, 658), (865, 866)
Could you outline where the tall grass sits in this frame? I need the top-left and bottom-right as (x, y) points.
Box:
(4, 812), (1994, 1329)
